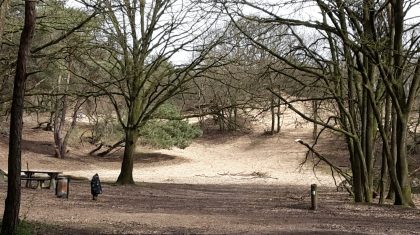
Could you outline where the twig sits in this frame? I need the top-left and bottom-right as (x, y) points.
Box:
(410, 166), (420, 177)
(295, 139), (352, 183)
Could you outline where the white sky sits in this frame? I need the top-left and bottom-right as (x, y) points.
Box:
(65, 0), (420, 64)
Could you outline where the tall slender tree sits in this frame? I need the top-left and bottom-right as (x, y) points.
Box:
(1, 0), (37, 233)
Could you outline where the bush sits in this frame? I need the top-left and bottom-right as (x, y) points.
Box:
(140, 119), (202, 149)
(85, 102), (202, 150)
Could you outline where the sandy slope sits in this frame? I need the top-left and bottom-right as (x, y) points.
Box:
(64, 130), (334, 186)
(68, 105), (335, 186)
(0, 103), (336, 187)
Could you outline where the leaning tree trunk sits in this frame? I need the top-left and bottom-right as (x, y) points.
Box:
(59, 99), (84, 158)
(97, 138), (125, 157)
(1, 1), (36, 234)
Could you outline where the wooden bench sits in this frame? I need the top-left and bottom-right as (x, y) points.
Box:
(21, 170), (62, 189)
(21, 176), (52, 189)
(1, 169), (56, 189)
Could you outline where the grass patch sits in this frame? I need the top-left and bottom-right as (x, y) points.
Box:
(0, 220), (34, 235)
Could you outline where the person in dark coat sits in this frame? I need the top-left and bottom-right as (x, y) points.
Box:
(91, 173), (102, 200)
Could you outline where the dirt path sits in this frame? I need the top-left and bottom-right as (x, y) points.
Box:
(1, 181), (419, 234)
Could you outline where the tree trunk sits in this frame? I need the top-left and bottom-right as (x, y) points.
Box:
(44, 111), (54, 131)
(54, 60), (72, 158)
(0, 0), (10, 115)
(352, 156), (364, 202)
(53, 74), (66, 158)
(0, 0), (10, 47)
(394, 115), (414, 206)
(270, 96), (275, 134)
(379, 97), (391, 204)
(379, 139), (388, 204)
(276, 100), (281, 133)
(387, 106), (398, 200)
(97, 138), (125, 157)
(219, 110), (225, 131)
(1, 1), (36, 234)
(233, 107), (239, 130)
(227, 108), (234, 131)
(60, 99), (83, 158)
(116, 128), (137, 184)
(348, 138), (363, 202)
(364, 97), (376, 203)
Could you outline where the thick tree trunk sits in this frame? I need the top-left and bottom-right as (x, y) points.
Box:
(352, 156), (364, 202)
(364, 98), (376, 203)
(116, 128), (137, 184)
(394, 115), (414, 206)
(348, 138), (363, 202)
(1, 1), (36, 234)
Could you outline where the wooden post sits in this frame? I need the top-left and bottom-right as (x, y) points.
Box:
(311, 184), (317, 210)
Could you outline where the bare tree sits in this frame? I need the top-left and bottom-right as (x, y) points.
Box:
(214, 0), (420, 206)
(76, 0), (222, 184)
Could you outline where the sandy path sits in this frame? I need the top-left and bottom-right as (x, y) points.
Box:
(65, 107), (337, 186)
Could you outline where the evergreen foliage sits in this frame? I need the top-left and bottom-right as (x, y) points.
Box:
(140, 119), (202, 149)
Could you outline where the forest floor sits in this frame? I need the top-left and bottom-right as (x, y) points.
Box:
(0, 107), (419, 234)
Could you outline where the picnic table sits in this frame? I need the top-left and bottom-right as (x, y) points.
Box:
(21, 170), (62, 189)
